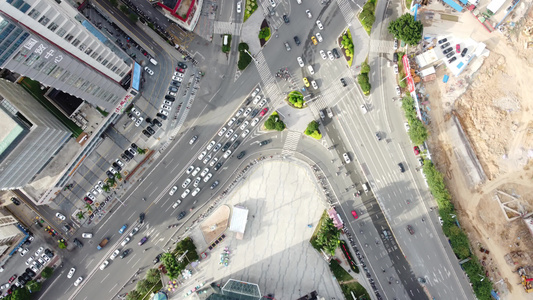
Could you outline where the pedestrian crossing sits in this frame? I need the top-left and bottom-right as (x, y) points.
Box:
(255, 52), (283, 103)
(213, 21), (242, 35)
(369, 39), (395, 53)
(336, 0), (355, 25)
(281, 131), (302, 155)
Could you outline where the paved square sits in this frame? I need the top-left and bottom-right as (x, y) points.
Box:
(185, 160), (343, 299)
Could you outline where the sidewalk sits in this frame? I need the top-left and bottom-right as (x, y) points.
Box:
(240, 7), (265, 55)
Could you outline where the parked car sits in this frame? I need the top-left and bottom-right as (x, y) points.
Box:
(10, 198), (20, 205)
(99, 260), (109, 270)
(56, 213), (66, 220)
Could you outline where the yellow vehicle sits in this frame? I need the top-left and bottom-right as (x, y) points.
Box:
(303, 77), (310, 87)
(311, 36), (318, 45)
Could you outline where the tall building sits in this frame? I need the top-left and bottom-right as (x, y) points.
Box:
(0, 79), (72, 190)
(0, 0), (136, 112)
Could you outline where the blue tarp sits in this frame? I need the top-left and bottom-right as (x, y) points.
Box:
(491, 290), (500, 300)
(442, 0), (463, 11)
(443, 75), (449, 83)
(458, 0), (468, 5)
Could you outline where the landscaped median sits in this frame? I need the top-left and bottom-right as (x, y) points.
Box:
(304, 120), (322, 140)
(357, 60), (371, 95)
(258, 20), (271, 47)
(237, 43), (252, 70)
(286, 91), (305, 108)
(339, 29), (355, 67)
(264, 111), (286, 131)
(358, 0), (376, 35)
(243, 0), (258, 22)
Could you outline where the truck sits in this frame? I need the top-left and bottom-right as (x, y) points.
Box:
(97, 238), (109, 250)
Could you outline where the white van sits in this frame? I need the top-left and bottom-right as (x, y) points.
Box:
(149, 58), (158, 65)
(362, 183), (369, 193)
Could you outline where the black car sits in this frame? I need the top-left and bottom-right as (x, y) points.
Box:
(73, 238), (83, 248)
(112, 162), (122, 171)
(250, 109), (259, 117)
(440, 42), (450, 49)
(10, 197), (20, 206)
(393, 52), (398, 62)
(235, 118), (243, 126)
(106, 171), (114, 179)
(120, 249), (131, 259)
(398, 163), (405, 173)
(233, 141), (241, 149)
(443, 47), (453, 54)
(293, 36), (300, 46)
(21, 273), (30, 281)
(259, 140), (270, 146)
(340, 78), (347, 87)
(164, 95), (175, 101)
(153, 253), (163, 264)
(177, 62), (187, 69)
(438, 38), (447, 44)
(18, 277), (26, 286)
(245, 98), (252, 106)
(121, 153), (131, 162)
(222, 142), (231, 152)
(156, 113), (168, 120)
(171, 81), (180, 87)
(152, 119), (162, 127)
(131, 143), (138, 150)
(177, 211), (186, 220)
(448, 56), (457, 63)
(25, 268), (35, 277)
(214, 162), (223, 171)
(210, 181), (219, 190)
(283, 15), (290, 23)
(446, 52), (454, 58)
(237, 151), (245, 159)
(461, 48), (468, 57)
(142, 130), (152, 138)
(139, 213), (145, 224)
(124, 150), (134, 159)
(146, 127), (155, 135)
(332, 48), (340, 58)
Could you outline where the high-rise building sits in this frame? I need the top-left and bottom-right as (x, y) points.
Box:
(0, 79), (72, 190)
(0, 0), (136, 112)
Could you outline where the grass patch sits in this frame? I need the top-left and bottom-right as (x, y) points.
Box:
(19, 78), (83, 137)
(406, 0), (413, 8)
(329, 260), (370, 300)
(358, 0), (377, 35)
(243, 0), (258, 22)
(329, 259), (353, 282)
(310, 211), (328, 251)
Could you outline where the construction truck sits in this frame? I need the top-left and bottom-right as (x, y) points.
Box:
(519, 267), (533, 293)
(97, 238), (109, 250)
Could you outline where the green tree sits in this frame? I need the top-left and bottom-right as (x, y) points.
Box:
(128, 13), (139, 23)
(119, 4), (129, 13)
(137, 148), (146, 154)
(136, 279), (152, 294)
(275, 120), (286, 131)
(58, 241), (67, 249)
(162, 253), (182, 279)
(109, 0), (118, 6)
(85, 203), (93, 211)
(357, 73), (371, 95)
(145, 268), (160, 284)
(237, 50), (252, 70)
(359, 1), (376, 34)
(102, 184), (110, 193)
(388, 13), (423, 45)
(408, 120), (428, 145)
(258, 27), (270, 39)
(41, 267), (53, 279)
(126, 290), (142, 300)
(360, 61), (370, 74)
(107, 178), (116, 186)
(76, 211), (85, 220)
(26, 280), (42, 293)
(287, 92), (304, 108)
(175, 237), (199, 262)
(304, 121), (322, 140)
(10, 287), (31, 300)
(238, 42), (249, 51)
(114, 172), (122, 180)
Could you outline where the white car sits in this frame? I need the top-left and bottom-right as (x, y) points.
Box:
(316, 32), (323, 42)
(393, 38), (398, 50)
(193, 177), (201, 188)
(159, 109), (169, 116)
(311, 80), (318, 89)
(186, 166), (194, 174)
(316, 20), (324, 30)
(230, 134), (238, 142)
(213, 143), (222, 152)
(161, 104), (172, 111)
(82, 233), (93, 239)
(181, 189), (190, 198)
(98, 180), (105, 188)
(251, 118), (259, 126)
(56, 213), (66, 220)
(327, 50), (334, 60)
(110, 249), (120, 260)
(120, 237), (130, 247)
(209, 157), (218, 167)
(225, 129), (234, 138)
(172, 200), (182, 209)
(100, 260), (109, 270)
(236, 1), (242, 13)
(74, 276), (83, 286)
(241, 129), (250, 137)
(131, 108), (141, 116)
(404, 122), (410, 132)
(251, 87), (260, 97)
(320, 50), (327, 60)
(343, 153), (351, 164)
(25, 256), (34, 265)
(203, 153), (212, 164)
(308, 65), (314, 75)
(192, 167), (201, 176)
(191, 187), (201, 197)
(259, 99), (267, 107)
(227, 118), (236, 127)
(67, 267), (76, 279)
(206, 141), (216, 150)
(200, 168), (209, 177)
(182, 178), (192, 189)
(253, 96), (261, 105)
(35, 247), (44, 256)
(218, 127), (227, 136)
(394, 64), (399, 74)
(223, 150), (232, 159)
(135, 117), (143, 127)
(129, 227), (139, 237)
(144, 67), (154, 75)
(395, 86), (401, 95)
(164, 100), (173, 106)
(41, 253), (50, 262)
(244, 107), (252, 117)
(169, 186), (178, 196)
(297, 57), (304, 67)
(198, 151), (207, 160)
(240, 121), (249, 130)
(306, 9), (312, 18)
(235, 108), (244, 117)
(269, 0), (276, 7)
(203, 173), (213, 182)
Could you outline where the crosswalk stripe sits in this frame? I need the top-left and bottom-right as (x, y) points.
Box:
(369, 39), (395, 53)
(336, 0), (355, 24)
(213, 22), (242, 35)
(281, 131), (302, 155)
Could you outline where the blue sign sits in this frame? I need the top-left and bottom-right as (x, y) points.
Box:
(132, 63), (141, 91)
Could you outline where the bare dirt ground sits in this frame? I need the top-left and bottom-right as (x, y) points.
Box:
(423, 9), (533, 299)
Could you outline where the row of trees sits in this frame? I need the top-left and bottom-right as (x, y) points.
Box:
(117, 3), (139, 23)
(126, 269), (161, 300)
(400, 96), (428, 145)
(359, 0), (376, 35)
(237, 43), (252, 70)
(357, 61), (371, 95)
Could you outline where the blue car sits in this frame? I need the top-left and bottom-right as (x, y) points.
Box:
(118, 224), (128, 234)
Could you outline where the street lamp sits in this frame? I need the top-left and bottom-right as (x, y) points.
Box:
(243, 49), (258, 64)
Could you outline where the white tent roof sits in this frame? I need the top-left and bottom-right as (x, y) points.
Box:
(415, 49), (439, 68)
(487, 0), (506, 13)
(229, 206), (249, 234)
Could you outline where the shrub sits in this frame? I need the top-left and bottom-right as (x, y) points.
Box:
(401, 96), (428, 145)
(41, 267), (53, 279)
(287, 91), (304, 108)
(359, 0), (376, 35)
(237, 42), (252, 70)
(305, 120), (322, 140)
(258, 27), (270, 39)
(264, 112), (285, 131)
(357, 73), (371, 95)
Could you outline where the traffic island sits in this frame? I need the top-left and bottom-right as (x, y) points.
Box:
(357, 60), (371, 95)
(263, 111), (286, 131)
(243, 0), (258, 22)
(258, 20), (271, 47)
(338, 29), (355, 67)
(285, 91), (306, 109)
(304, 120), (322, 140)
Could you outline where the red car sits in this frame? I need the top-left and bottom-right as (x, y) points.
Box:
(351, 210), (358, 219)
(84, 197), (93, 204)
(413, 146), (420, 155)
(259, 108), (268, 117)
(456, 44), (460, 53)
(176, 68), (185, 73)
(8, 275), (16, 283)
